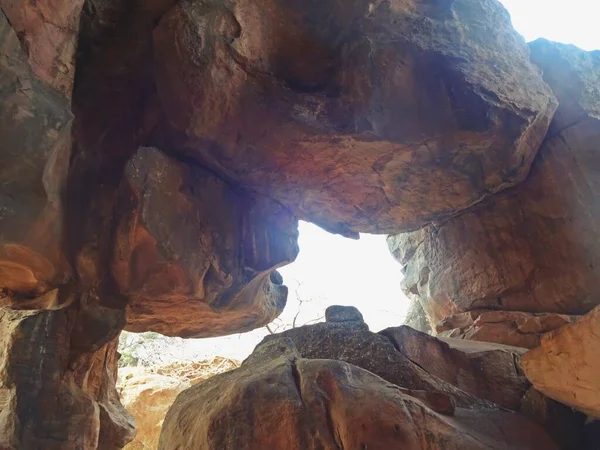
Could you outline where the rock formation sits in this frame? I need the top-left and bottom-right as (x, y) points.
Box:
(388, 39), (600, 343)
(436, 310), (577, 349)
(152, 0), (557, 237)
(159, 338), (560, 450)
(262, 306), (522, 410)
(521, 305), (600, 418)
(1, 0), (599, 447)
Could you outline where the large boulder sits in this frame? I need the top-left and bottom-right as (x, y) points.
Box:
(262, 306), (528, 410)
(381, 325), (530, 410)
(159, 338), (559, 450)
(521, 305), (600, 418)
(113, 147), (298, 337)
(388, 41), (600, 326)
(436, 310), (578, 349)
(153, 0), (556, 236)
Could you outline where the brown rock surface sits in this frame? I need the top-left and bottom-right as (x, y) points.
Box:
(0, 308), (134, 450)
(437, 310), (577, 349)
(520, 388), (600, 450)
(381, 325), (530, 410)
(0, 0), (84, 97)
(1, 0), (598, 447)
(153, 0), (556, 236)
(114, 147), (298, 337)
(0, 10), (73, 302)
(261, 309), (498, 409)
(388, 40), (600, 321)
(521, 305), (600, 418)
(159, 338), (559, 450)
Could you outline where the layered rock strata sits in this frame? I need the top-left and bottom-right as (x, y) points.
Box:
(388, 40), (600, 344)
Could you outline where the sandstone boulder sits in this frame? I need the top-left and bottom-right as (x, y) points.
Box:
(153, 0), (556, 236)
(437, 310), (577, 349)
(521, 305), (600, 418)
(381, 325), (530, 410)
(388, 40), (600, 322)
(114, 147), (298, 337)
(159, 338), (559, 450)
(262, 308), (499, 409)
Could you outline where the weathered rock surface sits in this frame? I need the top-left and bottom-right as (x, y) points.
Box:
(153, 0), (556, 236)
(0, 0), (84, 97)
(0, 10), (73, 303)
(388, 40), (600, 323)
(437, 310), (577, 349)
(114, 147), (298, 337)
(520, 388), (600, 450)
(0, 308), (134, 450)
(324, 305), (364, 323)
(521, 305), (600, 418)
(119, 370), (190, 450)
(381, 325), (530, 410)
(263, 308), (504, 409)
(159, 338), (559, 450)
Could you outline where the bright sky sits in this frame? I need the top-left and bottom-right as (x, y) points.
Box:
(498, 0), (599, 51)
(129, 1), (600, 363)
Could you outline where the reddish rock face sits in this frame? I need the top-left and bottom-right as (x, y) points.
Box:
(153, 0), (556, 236)
(262, 308), (534, 410)
(381, 325), (530, 410)
(114, 147), (298, 337)
(436, 310), (578, 349)
(0, 0), (84, 97)
(521, 305), (600, 418)
(159, 338), (560, 450)
(0, 0), (597, 448)
(0, 307), (134, 450)
(261, 313), (494, 409)
(388, 40), (600, 325)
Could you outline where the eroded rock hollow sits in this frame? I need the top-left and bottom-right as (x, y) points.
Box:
(0, 0), (598, 448)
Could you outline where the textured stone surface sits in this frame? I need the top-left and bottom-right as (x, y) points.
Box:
(0, 0), (84, 97)
(261, 318), (496, 409)
(153, 0), (556, 236)
(159, 338), (559, 450)
(114, 147), (298, 337)
(0, 308), (134, 450)
(521, 306), (600, 418)
(437, 310), (577, 349)
(119, 369), (190, 450)
(520, 388), (600, 450)
(324, 305), (364, 324)
(0, 10), (73, 302)
(388, 41), (600, 322)
(381, 325), (530, 410)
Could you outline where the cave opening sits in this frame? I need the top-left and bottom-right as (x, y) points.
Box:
(118, 220), (409, 365)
